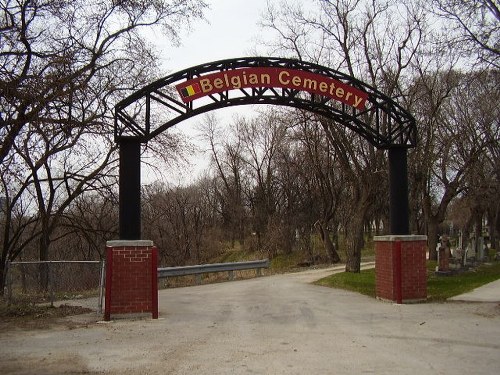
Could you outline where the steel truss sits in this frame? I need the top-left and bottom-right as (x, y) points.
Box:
(114, 57), (416, 149)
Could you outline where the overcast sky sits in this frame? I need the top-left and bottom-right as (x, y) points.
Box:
(144, 1), (280, 184)
(143, 1), (313, 184)
(158, 0), (272, 73)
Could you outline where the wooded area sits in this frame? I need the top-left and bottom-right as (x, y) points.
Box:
(1, 0), (498, 292)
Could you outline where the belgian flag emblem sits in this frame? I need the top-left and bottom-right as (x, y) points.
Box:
(180, 83), (201, 98)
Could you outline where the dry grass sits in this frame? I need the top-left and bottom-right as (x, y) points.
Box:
(0, 300), (93, 331)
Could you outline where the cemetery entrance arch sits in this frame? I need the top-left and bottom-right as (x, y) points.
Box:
(114, 57), (416, 240)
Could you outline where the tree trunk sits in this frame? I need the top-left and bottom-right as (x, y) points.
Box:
(344, 186), (371, 272)
(314, 220), (340, 263)
(0, 263), (5, 297)
(238, 214), (245, 247)
(39, 229), (50, 292)
(474, 210), (483, 258)
(282, 223), (294, 255)
(303, 228), (314, 262)
(487, 202), (499, 252)
(345, 217), (364, 272)
(427, 216), (439, 261)
(494, 203), (500, 252)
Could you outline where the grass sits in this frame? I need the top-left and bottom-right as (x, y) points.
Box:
(315, 261), (500, 302)
(315, 269), (376, 297)
(270, 251), (306, 271)
(216, 249), (253, 263)
(427, 262), (500, 301)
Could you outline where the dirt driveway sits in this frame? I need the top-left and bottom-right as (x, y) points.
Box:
(1, 266), (499, 374)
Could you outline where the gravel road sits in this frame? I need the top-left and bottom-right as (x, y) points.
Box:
(1, 265), (499, 374)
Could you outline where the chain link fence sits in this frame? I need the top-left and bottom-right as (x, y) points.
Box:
(5, 260), (105, 313)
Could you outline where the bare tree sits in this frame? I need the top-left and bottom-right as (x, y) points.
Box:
(61, 192), (119, 260)
(293, 112), (342, 263)
(261, 0), (424, 271)
(198, 113), (246, 248)
(0, 0), (208, 292)
(237, 111), (290, 256)
(408, 68), (499, 259)
(445, 69), (499, 255)
(480, 70), (500, 250)
(429, 0), (500, 68)
(143, 182), (214, 266)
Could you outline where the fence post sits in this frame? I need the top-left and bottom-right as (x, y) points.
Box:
(6, 261), (12, 306)
(98, 260), (105, 314)
(48, 261), (54, 307)
(104, 247), (113, 321)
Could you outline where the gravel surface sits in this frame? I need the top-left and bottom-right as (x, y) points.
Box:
(1, 265), (499, 375)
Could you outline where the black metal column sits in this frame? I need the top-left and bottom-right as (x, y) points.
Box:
(119, 137), (141, 240)
(388, 147), (410, 235)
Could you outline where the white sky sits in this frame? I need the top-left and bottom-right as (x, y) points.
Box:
(144, 0), (279, 185)
(160, 0), (270, 73)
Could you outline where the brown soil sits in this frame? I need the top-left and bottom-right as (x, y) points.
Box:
(0, 303), (93, 332)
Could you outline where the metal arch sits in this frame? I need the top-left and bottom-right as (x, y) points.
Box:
(114, 57), (416, 149)
(116, 57), (416, 239)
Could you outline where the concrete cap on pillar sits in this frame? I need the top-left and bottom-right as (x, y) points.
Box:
(374, 235), (427, 242)
(106, 240), (154, 247)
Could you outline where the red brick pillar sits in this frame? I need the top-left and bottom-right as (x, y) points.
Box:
(375, 235), (427, 303)
(104, 240), (158, 320)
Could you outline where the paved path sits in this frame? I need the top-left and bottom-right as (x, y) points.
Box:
(448, 278), (500, 302)
(1, 265), (499, 375)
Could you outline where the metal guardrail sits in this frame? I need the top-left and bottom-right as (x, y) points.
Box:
(158, 259), (269, 283)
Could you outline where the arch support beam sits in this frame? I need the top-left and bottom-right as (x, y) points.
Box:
(119, 137), (141, 240)
(114, 58), (417, 240)
(388, 148), (410, 235)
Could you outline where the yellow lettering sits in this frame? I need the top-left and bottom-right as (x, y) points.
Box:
(329, 82), (336, 95)
(213, 78), (224, 89)
(303, 78), (317, 91)
(193, 70), (365, 109)
(249, 74), (259, 84)
(200, 79), (212, 93)
(278, 71), (290, 85)
(230, 75), (241, 89)
(353, 96), (364, 108)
